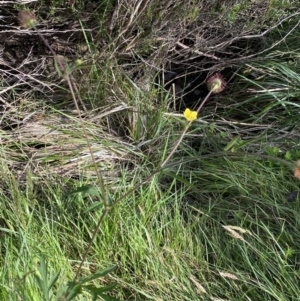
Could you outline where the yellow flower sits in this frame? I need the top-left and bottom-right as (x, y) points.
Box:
(183, 108), (197, 121)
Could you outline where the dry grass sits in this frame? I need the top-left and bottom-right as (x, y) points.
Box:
(1, 0), (298, 181)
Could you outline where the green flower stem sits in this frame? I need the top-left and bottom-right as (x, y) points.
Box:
(160, 88), (214, 168)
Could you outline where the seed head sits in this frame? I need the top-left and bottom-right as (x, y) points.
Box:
(207, 73), (226, 94)
(294, 160), (300, 180)
(18, 11), (37, 29)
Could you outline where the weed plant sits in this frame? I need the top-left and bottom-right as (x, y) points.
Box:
(0, 1), (300, 301)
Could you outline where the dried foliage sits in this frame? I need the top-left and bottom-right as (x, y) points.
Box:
(0, 0), (299, 178)
(103, 0), (300, 107)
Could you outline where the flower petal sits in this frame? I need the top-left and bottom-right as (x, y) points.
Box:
(184, 108), (198, 121)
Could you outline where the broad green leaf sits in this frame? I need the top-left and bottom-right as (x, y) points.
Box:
(98, 293), (121, 301)
(84, 201), (104, 213)
(48, 269), (61, 293)
(64, 282), (82, 301)
(84, 283), (117, 294)
(79, 266), (116, 285)
(70, 185), (100, 196)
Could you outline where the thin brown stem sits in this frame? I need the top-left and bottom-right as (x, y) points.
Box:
(34, 27), (108, 283)
(36, 29), (106, 206)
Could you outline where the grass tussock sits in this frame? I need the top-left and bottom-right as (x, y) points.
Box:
(0, 0), (300, 300)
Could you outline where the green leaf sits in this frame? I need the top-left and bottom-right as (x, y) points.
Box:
(48, 269), (61, 294)
(97, 293), (121, 301)
(84, 283), (117, 294)
(224, 135), (241, 152)
(284, 151), (292, 160)
(33, 274), (44, 294)
(63, 282), (82, 301)
(70, 185), (100, 196)
(84, 201), (104, 213)
(79, 266), (116, 285)
(85, 195), (113, 213)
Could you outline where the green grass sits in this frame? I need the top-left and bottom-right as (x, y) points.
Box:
(1, 152), (300, 300)
(1, 0), (300, 300)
